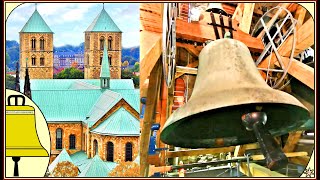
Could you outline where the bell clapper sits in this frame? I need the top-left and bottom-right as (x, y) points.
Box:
(241, 112), (288, 170)
(12, 157), (21, 176)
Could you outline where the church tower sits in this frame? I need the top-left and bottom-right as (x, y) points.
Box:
(20, 4), (54, 79)
(84, 4), (122, 79)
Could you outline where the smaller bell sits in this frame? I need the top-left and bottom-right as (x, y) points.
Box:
(6, 95), (48, 176)
(206, 3), (228, 16)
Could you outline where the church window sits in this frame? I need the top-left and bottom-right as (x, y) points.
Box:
(69, 135), (76, 149)
(100, 54), (103, 65)
(100, 36), (105, 50)
(125, 142), (133, 161)
(108, 55), (112, 66)
(31, 37), (36, 51)
(93, 139), (98, 156)
(40, 57), (45, 66)
(31, 56), (36, 66)
(108, 36), (112, 50)
(56, 128), (63, 149)
(40, 37), (45, 50)
(85, 35), (90, 50)
(106, 142), (114, 162)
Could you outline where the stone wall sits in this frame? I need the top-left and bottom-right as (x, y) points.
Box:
(89, 133), (139, 163)
(84, 32), (121, 79)
(48, 122), (83, 161)
(20, 33), (53, 79)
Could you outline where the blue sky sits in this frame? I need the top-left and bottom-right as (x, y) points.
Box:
(6, 3), (140, 48)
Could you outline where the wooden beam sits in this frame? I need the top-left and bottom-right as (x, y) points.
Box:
(274, 57), (314, 90)
(176, 18), (264, 52)
(257, 3), (291, 39)
(240, 163), (287, 177)
(283, 131), (303, 153)
(294, 5), (307, 27)
(239, 3), (255, 34)
(257, 18), (314, 89)
(165, 146), (236, 158)
(140, 61), (163, 177)
(176, 42), (202, 57)
(289, 156), (310, 166)
(251, 151), (308, 161)
(140, 31), (162, 97)
(232, 3), (244, 22)
(176, 66), (198, 75)
(278, 17), (314, 57)
(175, 61), (199, 79)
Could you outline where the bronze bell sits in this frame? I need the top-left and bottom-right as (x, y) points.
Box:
(160, 39), (309, 170)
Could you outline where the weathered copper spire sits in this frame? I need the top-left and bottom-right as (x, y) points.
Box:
(24, 58), (32, 99)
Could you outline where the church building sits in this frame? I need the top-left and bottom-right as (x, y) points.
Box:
(18, 4), (139, 174)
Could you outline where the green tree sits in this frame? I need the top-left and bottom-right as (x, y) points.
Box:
(55, 67), (84, 79)
(6, 74), (15, 90)
(133, 62), (139, 72)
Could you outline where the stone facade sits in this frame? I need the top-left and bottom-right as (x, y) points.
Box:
(20, 33), (54, 79)
(84, 32), (122, 79)
(89, 133), (139, 163)
(47, 103), (139, 164)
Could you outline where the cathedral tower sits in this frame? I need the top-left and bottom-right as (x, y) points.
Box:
(84, 5), (122, 79)
(19, 4), (54, 79)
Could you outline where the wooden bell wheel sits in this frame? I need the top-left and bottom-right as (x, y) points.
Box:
(162, 3), (178, 88)
(251, 6), (297, 89)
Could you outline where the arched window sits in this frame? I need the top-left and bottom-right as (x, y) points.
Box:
(108, 36), (112, 50)
(100, 53), (103, 65)
(93, 139), (98, 156)
(40, 37), (45, 50)
(100, 36), (105, 50)
(31, 55), (36, 66)
(125, 142), (133, 161)
(40, 56), (45, 66)
(108, 55), (112, 66)
(106, 142), (114, 162)
(31, 37), (36, 51)
(69, 135), (76, 149)
(56, 128), (63, 149)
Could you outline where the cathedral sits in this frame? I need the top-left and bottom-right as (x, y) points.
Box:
(18, 4), (139, 177)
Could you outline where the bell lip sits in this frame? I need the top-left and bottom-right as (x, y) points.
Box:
(160, 102), (310, 148)
(6, 148), (49, 157)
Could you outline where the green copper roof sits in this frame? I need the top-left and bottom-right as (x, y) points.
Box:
(19, 79), (139, 124)
(86, 90), (122, 127)
(91, 107), (140, 136)
(86, 8), (121, 32)
(78, 155), (117, 177)
(70, 151), (118, 175)
(20, 79), (135, 91)
(20, 10), (53, 33)
(48, 149), (74, 173)
(113, 89), (140, 112)
(100, 43), (111, 78)
(31, 90), (101, 122)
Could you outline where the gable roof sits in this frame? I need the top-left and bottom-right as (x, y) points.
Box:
(20, 9), (53, 33)
(86, 90), (122, 127)
(90, 107), (140, 136)
(48, 149), (74, 173)
(85, 8), (121, 32)
(100, 43), (111, 78)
